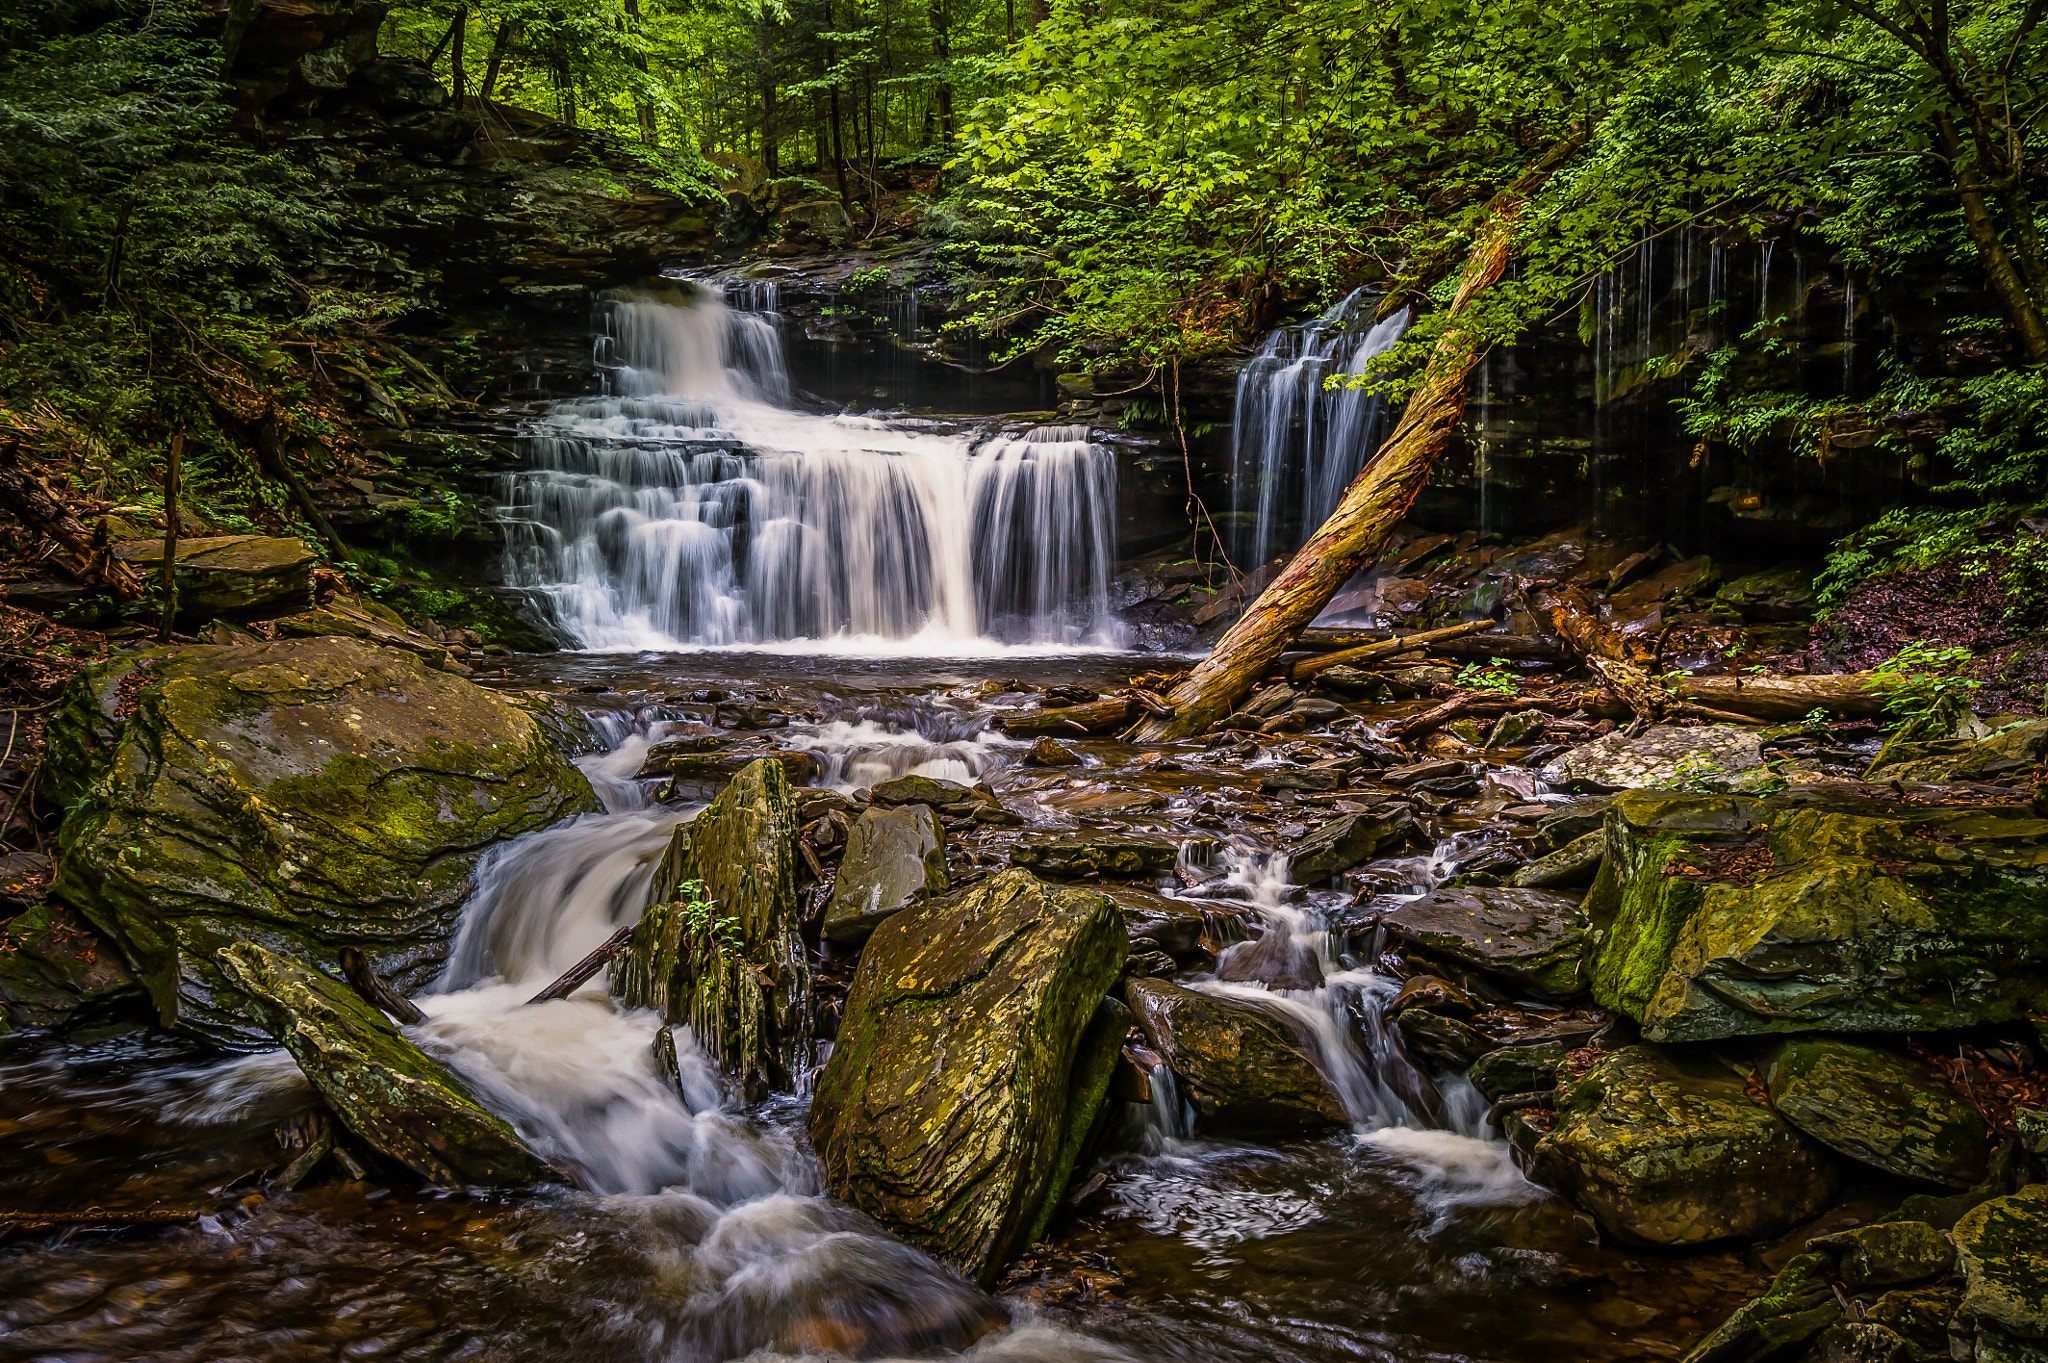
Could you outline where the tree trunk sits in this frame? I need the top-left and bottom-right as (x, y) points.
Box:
(339, 946), (426, 1024)
(929, 0), (954, 145)
(481, 20), (521, 103)
(1133, 186), (1546, 741)
(997, 695), (1138, 736)
(1936, 114), (2048, 364)
(449, 8), (467, 100)
(158, 431), (181, 642)
(1536, 583), (1669, 722)
(1290, 618), (1500, 682)
(621, 0), (657, 142)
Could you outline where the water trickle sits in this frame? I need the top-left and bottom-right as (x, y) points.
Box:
(499, 283), (1120, 653)
(1228, 292), (1408, 566)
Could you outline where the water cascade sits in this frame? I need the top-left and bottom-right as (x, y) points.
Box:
(500, 284), (1119, 653)
(1228, 292), (1409, 567)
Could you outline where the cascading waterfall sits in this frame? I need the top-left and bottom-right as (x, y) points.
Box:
(499, 282), (1120, 653)
(1228, 292), (1409, 567)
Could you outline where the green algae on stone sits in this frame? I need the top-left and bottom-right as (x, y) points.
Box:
(1808, 1220), (1956, 1288)
(1588, 789), (2048, 1042)
(218, 942), (556, 1188)
(1678, 1250), (1844, 1363)
(1022, 995), (1130, 1247)
(1007, 833), (1191, 877)
(0, 900), (143, 1036)
(1765, 1037), (1989, 1187)
(807, 868), (1126, 1287)
(47, 638), (600, 1045)
(613, 758), (809, 1098)
(1532, 1044), (1836, 1247)
(1953, 1184), (2048, 1346)
(1124, 977), (1347, 1133)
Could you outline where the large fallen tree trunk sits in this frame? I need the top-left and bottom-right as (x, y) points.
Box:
(0, 444), (147, 598)
(1134, 150), (1580, 741)
(1674, 672), (1886, 721)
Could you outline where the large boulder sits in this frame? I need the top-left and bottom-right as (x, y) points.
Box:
(808, 869), (1126, 1286)
(1540, 723), (1769, 793)
(47, 638), (599, 1044)
(219, 942), (556, 1187)
(1587, 789), (2048, 1042)
(1530, 1045), (1836, 1247)
(112, 535), (317, 623)
(1124, 978), (1347, 1134)
(1380, 886), (1591, 1001)
(821, 804), (950, 946)
(1868, 717), (2048, 785)
(1953, 1185), (2048, 1353)
(1763, 1037), (1989, 1187)
(613, 759), (809, 1098)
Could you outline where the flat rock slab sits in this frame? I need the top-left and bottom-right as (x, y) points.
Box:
(1381, 886), (1591, 1000)
(1540, 724), (1768, 793)
(219, 942), (555, 1188)
(1290, 812), (1408, 882)
(808, 869), (1126, 1287)
(821, 804), (949, 946)
(1008, 834), (1190, 877)
(1531, 1044), (1835, 1247)
(1764, 1037), (1988, 1187)
(46, 637), (598, 1044)
(1125, 978), (1347, 1133)
(114, 535), (316, 622)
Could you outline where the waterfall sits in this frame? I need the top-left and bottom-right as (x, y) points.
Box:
(499, 283), (1120, 653)
(1228, 292), (1408, 567)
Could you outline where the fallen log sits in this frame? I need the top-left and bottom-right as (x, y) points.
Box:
(527, 924), (635, 1004)
(1537, 584), (1668, 723)
(1674, 673), (1886, 721)
(1292, 619), (1500, 682)
(1385, 694), (1519, 741)
(0, 1206), (214, 1224)
(996, 695), (1137, 736)
(338, 946), (425, 1025)
(1294, 627), (1565, 662)
(0, 447), (147, 598)
(1134, 140), (1581, 741)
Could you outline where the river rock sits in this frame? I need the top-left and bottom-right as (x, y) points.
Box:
(1868, 717), (2048, 785)
(1679, 1250), (1844, 1363)
(821, 804), (950, 946)
(1540, 723), (1770, 793)
(613, 758), (810, 1097)
(1469, 1040), (1570, 1102)
(869, 774), (997, 810)
(1124, 978), (1346, 1134)
(1530, 1044), (1836, 1247)
(218, 942), (556, 1187)
(1953, 1185), (2048, 1350)
(808, 869), (1126, 1286)
(0, 901), (141, 1035)
(1026, 737), (1083, 767)
(1587, 789), (2048, 1041)
(1395, 1007), (1493, 1071)
(1380, 886), (1591, 1001)
(46, 638), (599, 1045)
(1763, 1037), (1989, 1187)
(1508, 830), (1605, 889)
(1008, 833), (1187, 877)
(636, 743), (819, 788)
(1808, 1221), (1956, 1288)
(1290, 812), (1409, 881)
(1533, 797), (1613, 855)
(112, 535), (317, 623)
(1486, 710), (1546, 749)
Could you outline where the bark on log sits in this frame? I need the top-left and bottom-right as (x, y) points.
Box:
(1537, 584), (1668, 722)
(1294, 627), (1564, 662)
(527, 925), (635, 1004)
(338, 946), (426, 1025)
(1133, 144), (1578, 741)
(996, 695), (1136, 736)
(1674, 673), (1886, 721)
(0, 1206), (213, 1224)
(0, 448), (147, 598)
(1291, 618), (1500, 682)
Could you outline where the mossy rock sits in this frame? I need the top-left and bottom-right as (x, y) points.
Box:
(0, 901), (144, 1036)
(1381, 885), (1591, 1001)
(1679, 1250), (1843, 1363)
(218, 942), (556, 1187)
(1589, 789), (2048, 1041)
(1007, 833), (1189, 877)
(1531, 1044), (1836, 1247)
(1125, 977), (1347, 1134)
(1808, 1220), (1956, 1288)
(807, 868), (1126, 1287)
(1953, 1184), (2048, 1347)
(1468, 1039), (1571, 1102)
(1765, 1037), (1989, 1187)
(112, 535), (318, 625)
(47, 637), (599, 1045)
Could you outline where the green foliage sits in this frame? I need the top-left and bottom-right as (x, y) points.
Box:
(1656, 751), (1732, 794)
(676, 877), (742, 949)
(1456, 657), (1519, 697)
(1868, 643), (1983, 734)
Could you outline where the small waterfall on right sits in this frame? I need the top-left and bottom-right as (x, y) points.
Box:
(1229, 292), (1409, 567)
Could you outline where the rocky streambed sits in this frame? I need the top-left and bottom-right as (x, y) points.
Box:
(2, 636), (2045, 1363)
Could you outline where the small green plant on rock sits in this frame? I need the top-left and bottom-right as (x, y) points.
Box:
(1456, 657), (1519, 697)
(677, 878), (742, 950)
(1658, 751), (1731, 793)
(1869, 643), (1982, 737)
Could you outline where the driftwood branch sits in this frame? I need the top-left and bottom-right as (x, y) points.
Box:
(1291, 618), (1499, 682)
(0, 1206), (214, 1224)
(338, 946), (425, 1025)
(527, 925), (635, 1004)
(997, 695), (1137, 736)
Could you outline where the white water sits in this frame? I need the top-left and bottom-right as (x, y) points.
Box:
(500, 284), (1121, 654)
(1229, 293), (1408, 567)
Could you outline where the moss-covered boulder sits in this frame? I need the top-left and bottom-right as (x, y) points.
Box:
(1530, 1044), (1836, 1246)
(612, 758), (810, 1098)
(218, 942), (556, 1187)
(821, 804), (949, 946)
(1954, 1184), (2048, 1352)
(1764, 1037), (1989, 1187)
(1124, 978), (1347, 1134)
(0, 901), (143, 1036)
(807, 868), (1125, 1287)
(47, 638), (599, 1045)
(1678, 1250), (1843, 1363)
(1381, 886), (1591, 1001)
(1808, 1220), (1956, 1288)
(1867, 717), (2048, 785)
(112, 535), (317, 623)
(1587, 789), (2048, 1042)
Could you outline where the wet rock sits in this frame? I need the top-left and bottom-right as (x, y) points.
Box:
(637, 744), (820, 787)
(1394, 1008), (1493, 1071)
(1531, 1044), (1835, 1246)
(1507, 830), (1605, 889)
(1290, 812), (1409, 881)
(808, 869), (1126, 1287)
(1715, 565), (1820, 622)
(1808, 1221), (1956, 1288)
(1385, 759), (1467, 786)
(1588, 789), (2048, 1041)
(274, 596), (456, 671)
(1540, 723), (1769, 793)
(613, 759), (810, 1096)
(1809, 1322), (1910, 1362)
(1381, 886), (1591, 1001)
(1259, 767), (1346, 793)
(218, 942), (556, 1187)
(1215, 930), (1323, 991)
(1469, 1040), (1570, 1102)
(1953, 1185), (2048, 1348)
(1314, 666), (1392, 701)
(1486, 711), (1547, 749)
(1763, 1038), (1989, 1187)
(1026, 737), (1083, 767)
(1863, 1287), (1963, 1354)
(1124, 978), (1347, 1134)
(0, 900), (143, 1035)
(1533, 797), (1614, 855)
(1384, 665), (1458, 694)
(1008, 833), (1188, 878)
(821, 804), (950, 946)
(870, 774), (999, 810)
(1681, 1250), (1843, 1363)
(1051, 789), (1166, 815)
(45, 638), (598, 1045)
(111, 535), (317, 623)
(1104, 887), (1208, 965)
(1388, 974), (1478, 1018)
(1274, 697), (1346, 729)
(1868, 717), (2048, 784)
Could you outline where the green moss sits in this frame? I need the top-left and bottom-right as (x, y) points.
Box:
(1591, 831), (1700, 1019)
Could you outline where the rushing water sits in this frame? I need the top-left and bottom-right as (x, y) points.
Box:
(498, 284), (1120, 653)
